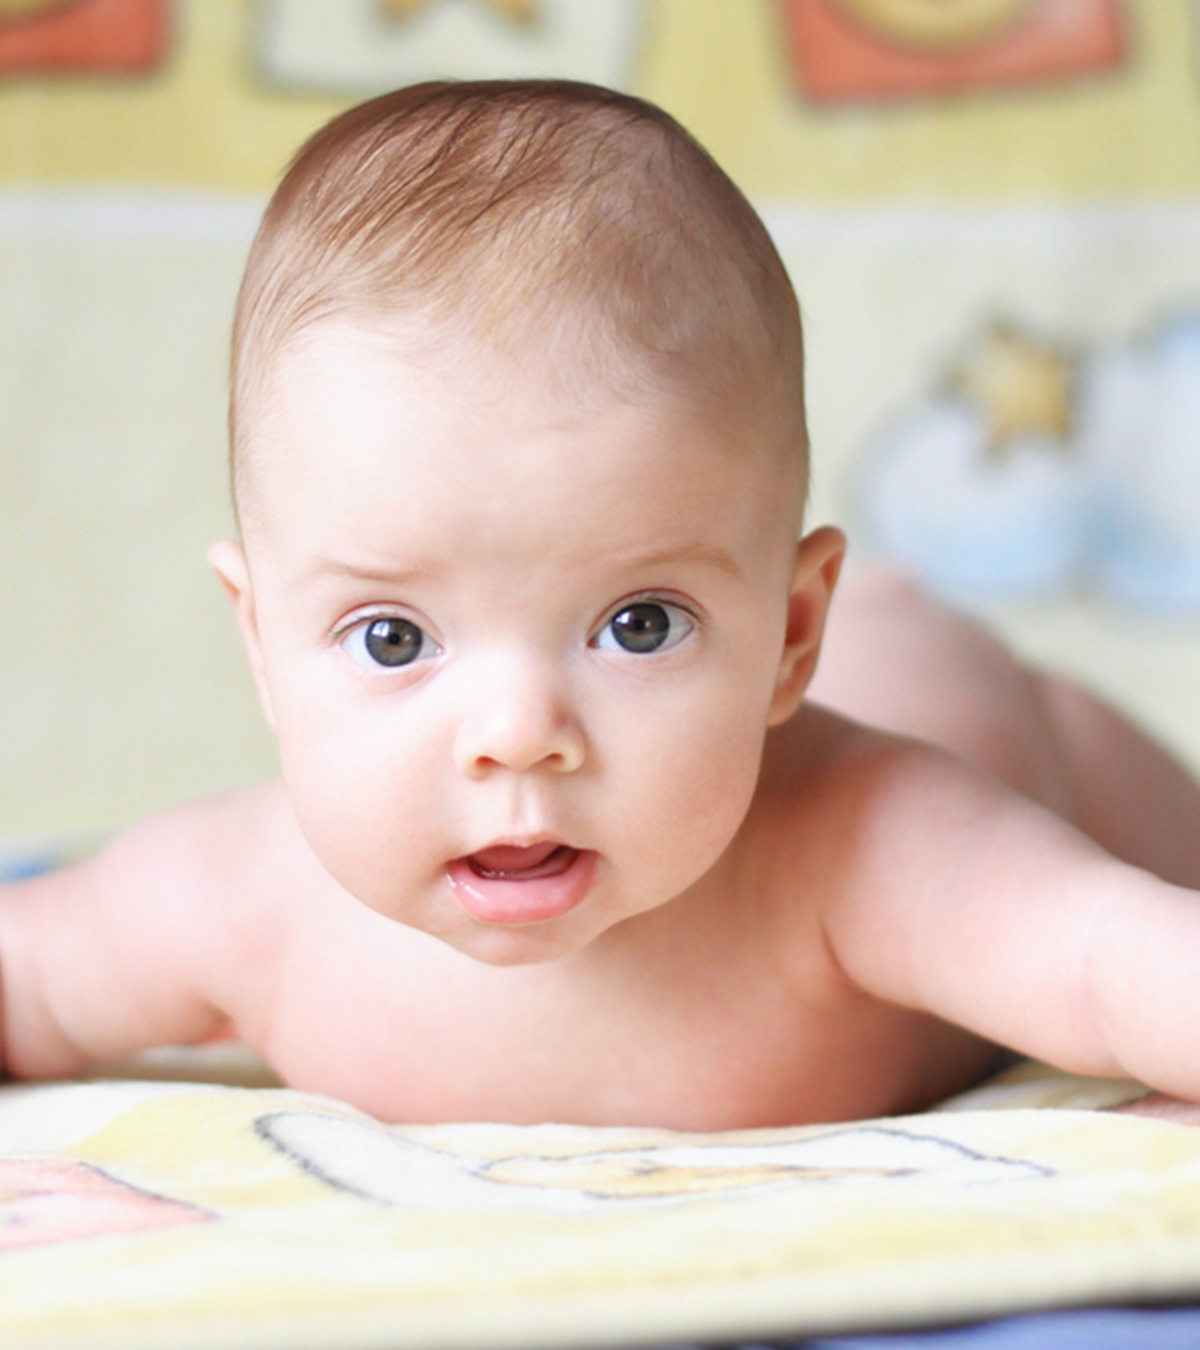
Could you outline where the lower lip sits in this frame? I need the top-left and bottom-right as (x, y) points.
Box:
(446, 849), (597, 925)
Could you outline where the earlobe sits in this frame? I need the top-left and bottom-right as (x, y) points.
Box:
(767, 525), (846, 727)
(207, 539), (277, 731)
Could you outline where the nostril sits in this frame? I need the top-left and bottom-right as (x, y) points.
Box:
(454, 689), (585, 775)
(466, 747), (573, 775)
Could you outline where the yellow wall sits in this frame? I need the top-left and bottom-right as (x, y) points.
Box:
(0, 1), (1195, 201)
(647, 0), (1200, 201)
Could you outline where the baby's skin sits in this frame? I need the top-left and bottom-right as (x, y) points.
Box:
(4, 323), (1200, 1130)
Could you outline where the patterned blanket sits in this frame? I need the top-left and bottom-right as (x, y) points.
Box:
(1, 1051), (1196, 1349)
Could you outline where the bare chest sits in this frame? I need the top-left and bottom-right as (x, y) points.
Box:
(239, 904), (994, 1130)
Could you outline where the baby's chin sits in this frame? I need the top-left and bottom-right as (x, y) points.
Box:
(345, 885), (622, 967)
(413, 905), (623, 968)
(440, 922), (596, 968)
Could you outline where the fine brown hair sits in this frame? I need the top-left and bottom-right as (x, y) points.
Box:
(231, 79), (806, 511)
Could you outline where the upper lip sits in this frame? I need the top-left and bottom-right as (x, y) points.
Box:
(463, 833), (572, 855)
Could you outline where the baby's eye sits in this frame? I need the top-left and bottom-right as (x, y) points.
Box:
(596, 601), (693, 655)
(344, 617), (437, 669)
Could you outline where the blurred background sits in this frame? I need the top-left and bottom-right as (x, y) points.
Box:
(1, 0), (1199, 854)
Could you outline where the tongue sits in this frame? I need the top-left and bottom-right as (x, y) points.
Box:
(468, 842), (567, 877)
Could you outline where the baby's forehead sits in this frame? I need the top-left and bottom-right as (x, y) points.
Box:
(238, 320), (803, 549)
(280, 309), (794, 424)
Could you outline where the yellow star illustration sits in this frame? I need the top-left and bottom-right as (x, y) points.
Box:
(380, 0), (540, 26)
(952, 321), (1075, 457)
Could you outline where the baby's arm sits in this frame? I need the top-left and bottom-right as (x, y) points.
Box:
(814, 733), (1200, 1097)
(0, 800), (246, 1078)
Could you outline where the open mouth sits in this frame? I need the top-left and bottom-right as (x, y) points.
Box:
(447, 841), (595, 925)
(466, 841), (579, 880)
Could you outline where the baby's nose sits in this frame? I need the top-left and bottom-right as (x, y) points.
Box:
(453, 657), (585, 779)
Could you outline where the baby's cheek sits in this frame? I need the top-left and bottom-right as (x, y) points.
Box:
(624, 702), (764, 872)
(685, 724), (763, 831)
(277, 724), (440, 904)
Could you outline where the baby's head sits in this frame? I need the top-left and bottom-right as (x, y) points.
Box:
(214, 81), (841, 965)
(229, 78), (808, 522)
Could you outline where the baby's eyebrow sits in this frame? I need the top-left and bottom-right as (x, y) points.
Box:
(291, 558), (437, 593)
(289, 544), (744, 594)
(609, 543), (745, 579)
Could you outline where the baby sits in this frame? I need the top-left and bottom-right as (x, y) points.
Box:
(4, 79), (1200, 1130)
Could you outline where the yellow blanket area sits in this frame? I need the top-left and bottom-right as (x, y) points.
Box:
(0, 1053), (1196, 1349)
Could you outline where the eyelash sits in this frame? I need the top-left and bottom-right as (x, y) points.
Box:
(592, 594), (699, 655)
(336, 609), (441, 671)
(335, 593), (700, 669)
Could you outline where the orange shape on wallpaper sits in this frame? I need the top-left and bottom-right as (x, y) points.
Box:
(781, 0), (1126, 102)
(0, 0), (167, 74)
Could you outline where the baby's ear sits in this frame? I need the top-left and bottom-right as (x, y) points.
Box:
(767, 525), (846, 726)
(207, 540), (276, 732)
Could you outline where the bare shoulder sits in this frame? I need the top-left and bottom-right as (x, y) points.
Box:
(751, 702), (1076, 976)
(746, 704), (932, 968)
(83, 781), (325, 1000)
(754, 698), (1133, 1059)
(32, 780), (297, 941)
(91, 779), (295, 897)
(754, 700), (965, 847)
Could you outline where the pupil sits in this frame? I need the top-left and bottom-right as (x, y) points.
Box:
(364, 618), (422, 667)
(612, 603), (669, 652)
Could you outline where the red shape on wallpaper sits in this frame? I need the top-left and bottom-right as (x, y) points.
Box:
(781, 0), (1126, 102)
(0, 0), (167, 74)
